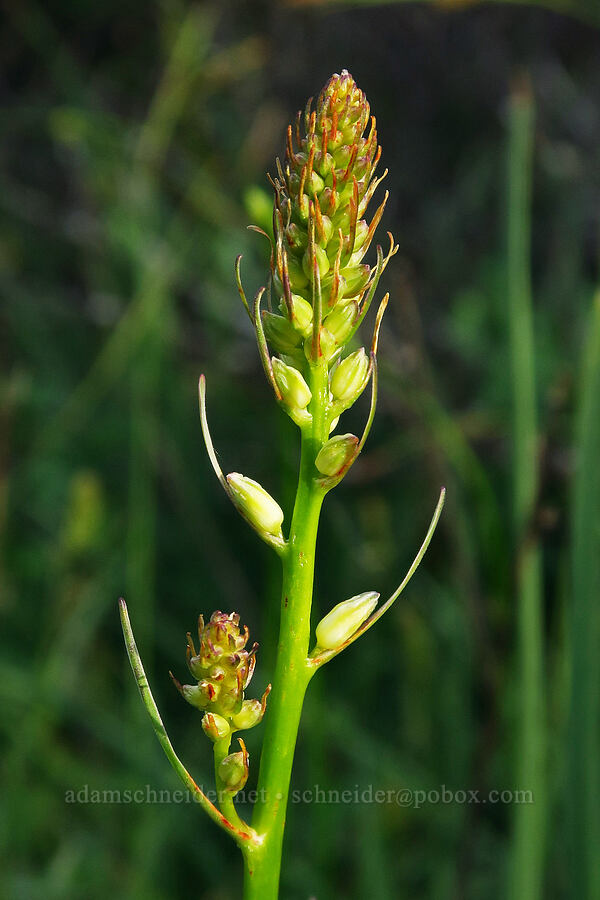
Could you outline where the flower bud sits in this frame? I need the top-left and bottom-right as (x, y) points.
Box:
(272, 358), (312, 410)
(304, 327), (336, 364)
(262, 312), (302, 352)
(315, 433), (358, 477)
(315, 591), (380, 650)
(286, 223), (307, 252)
(340, 264), (370, 298)
(353, 219), (369, 251)
(202, 712), (231, 742)
(227, 474), (284, 537)
(287, 256), (309, 291)
(320, 186), (338, 216)
(317, 215), (334, 248)
(307, 169), (325, 197)
(330, 347), (369, 403)
(218, 741), (249, 795)
(231, 698), (264, 731)
(288, 294), (313, 338)
(181, 680), (218, 710)
(324, 301), (357, 345)
(302, 245), (330, 279)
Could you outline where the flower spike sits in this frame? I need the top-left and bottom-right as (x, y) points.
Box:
(123, 73), (445, 892)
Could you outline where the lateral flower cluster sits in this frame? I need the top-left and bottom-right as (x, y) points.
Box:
(171, 611), (270, 743)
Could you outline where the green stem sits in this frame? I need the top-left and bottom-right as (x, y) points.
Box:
(243, 360), (329, 899)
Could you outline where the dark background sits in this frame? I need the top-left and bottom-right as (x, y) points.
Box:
(1, 1), (599, 898)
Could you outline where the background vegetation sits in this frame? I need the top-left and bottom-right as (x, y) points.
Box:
(1, 1), (599, 898)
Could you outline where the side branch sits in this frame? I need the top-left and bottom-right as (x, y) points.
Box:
(118, 598), (260, 849)
(309, 487), (446, 668)
(198, 375), (286, 555)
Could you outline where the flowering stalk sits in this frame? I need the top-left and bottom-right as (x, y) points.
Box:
(120, 70), (444, 899)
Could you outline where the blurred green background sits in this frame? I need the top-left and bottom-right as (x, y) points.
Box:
(1, 1), (600, 898)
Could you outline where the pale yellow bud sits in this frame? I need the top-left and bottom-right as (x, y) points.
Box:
(289, 294), (313, 338)
(218, 742), (249, 795)
(227, 473), (284, 536)
(272, 358), (312, 410)
(315, 591), (379, 650)
(330, 347), (369, 403)
(324, 301), (357, 345)
(201, 712), (231, 742)
(231, 699), (264, 731)
(315, 433), (358, 476)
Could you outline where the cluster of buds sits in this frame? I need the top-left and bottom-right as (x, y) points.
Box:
(196, 72), (398, 556)
(171, 612), (270, 759)
(267, 69), (393, 360)
(233, 69), (397, 492)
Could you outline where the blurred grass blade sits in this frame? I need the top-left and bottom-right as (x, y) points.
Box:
(506, 77), (546, 900)
(566, 291), (600, 900)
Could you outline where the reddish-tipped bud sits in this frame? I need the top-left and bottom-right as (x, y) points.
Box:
(202, 712), (231, 742)
(315, 433), (359, 477)
(232, 698), (263, 731)
(218, 739), (249, 795)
